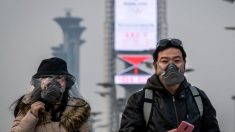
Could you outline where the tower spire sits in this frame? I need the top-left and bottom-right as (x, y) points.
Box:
(52, 11), (85, 94)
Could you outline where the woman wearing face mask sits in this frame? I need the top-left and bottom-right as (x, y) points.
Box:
(10, 57), (91, 132)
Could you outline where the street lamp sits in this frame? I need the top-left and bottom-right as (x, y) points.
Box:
(95, 91), (110, 97)
(185, 68), (195, 73)
(225, 27), (235, 30)
(232, 95), (235, 100)
(232, 95), (235, 132)
(97, 82), (115, 88)
(223, 0), (235, 3)
(90, 112), (102, 132)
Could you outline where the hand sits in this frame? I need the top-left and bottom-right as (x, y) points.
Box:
(30, 101), (45, 117)
(167, 129), (177, 132)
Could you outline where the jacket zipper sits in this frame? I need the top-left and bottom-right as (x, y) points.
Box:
(172, 96), (179, 126)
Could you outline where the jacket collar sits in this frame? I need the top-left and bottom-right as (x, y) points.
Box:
(144, 74), (191, 95)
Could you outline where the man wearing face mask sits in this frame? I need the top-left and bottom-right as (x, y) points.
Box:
(10, 57), (91, 132)
(119, 39), (220, 132)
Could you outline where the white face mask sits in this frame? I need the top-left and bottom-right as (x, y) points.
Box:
(160, 63), (185, 85)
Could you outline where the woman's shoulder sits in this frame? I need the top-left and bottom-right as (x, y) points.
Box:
(61, 97), (91, 131)
(65, 97), (91, 113)
(67, 97), (88, 106)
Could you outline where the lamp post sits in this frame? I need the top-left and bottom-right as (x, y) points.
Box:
(96, 82), (118, 132)
(225, 27), (235, 30)
(223, 1), (235, 131)
(232, 95), (235, 132)
(223, 1), (235, 130)
(223, 0), (235, 3)
(90, 112), (102, 132)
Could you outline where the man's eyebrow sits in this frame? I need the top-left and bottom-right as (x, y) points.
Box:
(159, 56), (182, 60)
(173, 56), (182, 59)
(159, 57), (169, 60)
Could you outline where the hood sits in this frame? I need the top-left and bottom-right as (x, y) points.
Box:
(144, 74), (164, 90)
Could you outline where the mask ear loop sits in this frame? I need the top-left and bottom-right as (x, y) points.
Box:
(59, 89), (64, 102)
(182, 63), (186, 73)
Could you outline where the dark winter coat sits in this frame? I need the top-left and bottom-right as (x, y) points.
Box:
(119, 74), (220, 132)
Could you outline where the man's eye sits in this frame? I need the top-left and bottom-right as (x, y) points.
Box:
(161, 60), (168, 63)
(175, 60), (181, 63)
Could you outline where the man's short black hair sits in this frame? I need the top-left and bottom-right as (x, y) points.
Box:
(152, 39), (187, 62)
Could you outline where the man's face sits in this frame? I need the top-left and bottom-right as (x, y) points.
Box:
(154, 47), (186, 76)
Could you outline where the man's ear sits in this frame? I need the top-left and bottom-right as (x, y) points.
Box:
(153, 61), (158, 73)
(183, 60), (186, 72)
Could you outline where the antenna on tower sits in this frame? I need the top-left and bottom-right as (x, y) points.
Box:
(65, 8), (72, 17)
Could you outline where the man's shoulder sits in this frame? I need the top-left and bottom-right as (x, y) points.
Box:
(127, 89), (145, 103)
(131, 89), (145, 98)
(189, 85), (209, 99)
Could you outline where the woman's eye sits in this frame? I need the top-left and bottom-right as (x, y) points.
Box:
(41, 76), (53, 79)
(56, 76), (63, 79)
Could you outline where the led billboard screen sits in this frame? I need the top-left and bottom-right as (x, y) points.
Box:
(115, 0), (157, 51)
(115, 75), (151, 85)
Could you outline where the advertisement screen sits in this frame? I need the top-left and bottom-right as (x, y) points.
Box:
(115, 75), (151, 85)
(115, 0), (157, 51)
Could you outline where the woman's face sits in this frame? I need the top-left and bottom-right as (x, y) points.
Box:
(40, 75), (67, 92)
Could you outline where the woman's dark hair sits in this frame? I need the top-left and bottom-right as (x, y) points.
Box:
(10, 95), (26, 117)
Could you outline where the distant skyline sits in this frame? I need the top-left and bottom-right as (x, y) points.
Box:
(1, 0), (235, 132)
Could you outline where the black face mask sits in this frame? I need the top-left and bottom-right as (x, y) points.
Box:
(162, 63), (185, 85)
(40, 80), (63, 104)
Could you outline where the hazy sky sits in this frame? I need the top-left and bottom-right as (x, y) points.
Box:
(0, 0), (235, 132)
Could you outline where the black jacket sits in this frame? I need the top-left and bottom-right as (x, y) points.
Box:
(119, 74), (220, 132)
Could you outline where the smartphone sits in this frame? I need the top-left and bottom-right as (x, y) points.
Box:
(176, 121), (194, 132)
